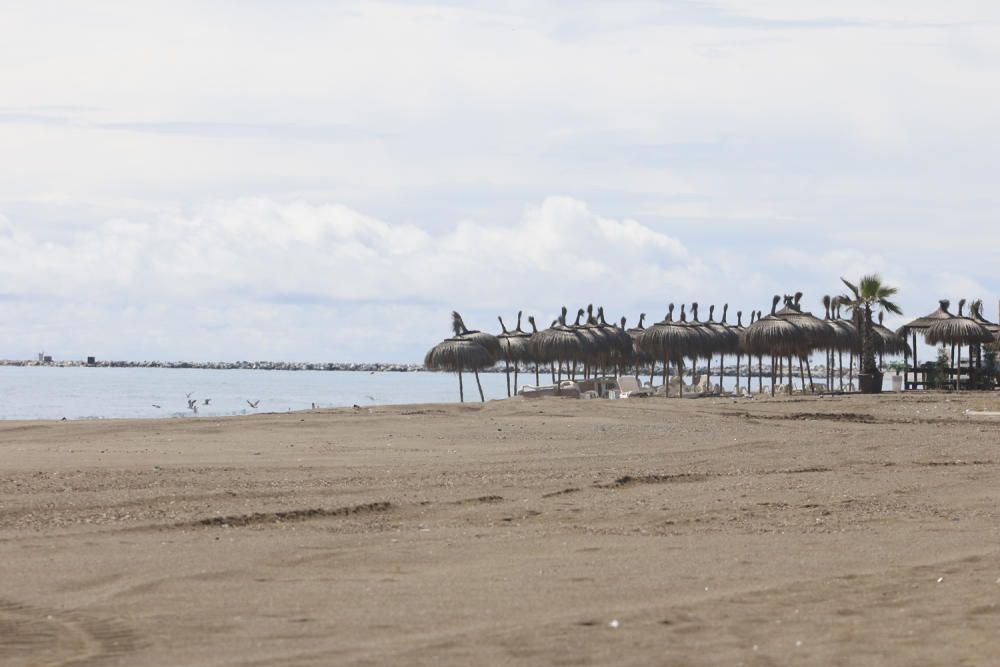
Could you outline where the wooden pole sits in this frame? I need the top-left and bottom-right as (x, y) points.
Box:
(475, 370), (485, 402)
(770, 355), (776, 396)
(459, 371), (464, 403)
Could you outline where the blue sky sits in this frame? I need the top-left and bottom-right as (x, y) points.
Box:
(1, 1), (998, 362)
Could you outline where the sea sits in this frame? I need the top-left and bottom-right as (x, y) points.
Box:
(0, 365), (873, 421)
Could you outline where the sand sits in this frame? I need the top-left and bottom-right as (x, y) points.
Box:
(2, 392), (999, 666)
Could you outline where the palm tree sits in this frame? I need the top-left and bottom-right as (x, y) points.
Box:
(839, 274), (903, 393)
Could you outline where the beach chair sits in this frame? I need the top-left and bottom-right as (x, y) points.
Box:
(616, 376), (655, 398)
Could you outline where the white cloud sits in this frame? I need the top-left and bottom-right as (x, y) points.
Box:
(0, 197), (718, 360)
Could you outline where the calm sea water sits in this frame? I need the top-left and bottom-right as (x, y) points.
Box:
(0, 365), (881, 421)
(0, 366), (512, 421)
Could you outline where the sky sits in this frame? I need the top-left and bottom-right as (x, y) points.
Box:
(1, 1), (999, 363)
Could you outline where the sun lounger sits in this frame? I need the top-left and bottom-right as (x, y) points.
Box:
(615, 376), (655, 398)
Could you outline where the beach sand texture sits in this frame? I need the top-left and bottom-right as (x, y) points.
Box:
(2, 392), (999, 665)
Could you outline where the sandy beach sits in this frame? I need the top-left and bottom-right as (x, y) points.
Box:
(2, 392), (1000, 666)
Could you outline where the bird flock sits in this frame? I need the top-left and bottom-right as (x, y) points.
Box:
(424, 292), (995, 402)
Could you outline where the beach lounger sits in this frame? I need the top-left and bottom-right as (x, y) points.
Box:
(616, 376), (655, 398)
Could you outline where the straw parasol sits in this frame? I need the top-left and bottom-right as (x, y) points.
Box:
(530, 307), (588, 387)
(822, 295), (858, 391)
(627, 313), (654, 383)
(740, 296), (804, 396)
(730, 308), (747, 394)
(497, 312), (533, 397)
(925, 299), (992, 390)
(637, 303), (702, 397)
(871, 312), (911, 358)
(452, 312), (500, 361)
(704, 304), (739, 393)
(424, 313), (495, 402)
(896, 299), (953, 381)
(777, 292), (830, 392)
(684, 303), (717, 387)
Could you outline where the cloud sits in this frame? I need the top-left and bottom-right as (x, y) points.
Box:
(0, 197), (717, 360)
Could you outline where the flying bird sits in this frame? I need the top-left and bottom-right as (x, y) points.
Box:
(247, 400), (260, 408)
(152, 404), (161, 409)
(187, 399), (198, 410)
(203, 398), (211, 406)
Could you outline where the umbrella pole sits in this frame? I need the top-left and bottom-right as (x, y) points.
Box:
(719, 354), (725, 395)
(758, 356), (763, 394)
(838, 350), (844, 391)
(953, 344), (958, 390)
(475, 370), (485, 403)
(805, 358), (815, 393)
(770, 355), (776, 397)
(798, 357), (806, 393)
(736, 354), (741, 396)
(848, 351), (854, 391)
(788, 355), (794, 394)
(679, 358), (684, 398)
(505, 365), (511, 398)
(458, 371), (464, 403)
(514, 363), (519, 396)
(535, 363), (540, 387)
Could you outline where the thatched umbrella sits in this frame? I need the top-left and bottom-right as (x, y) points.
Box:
(638, 303), (702, 397)
(731, 309), (747, 394)
(526, 315), (542, 386)
(741, 296), (804, 396)
(704, 304), (739, 393)
(597, 307), (632, 378)
(685, 303), (718, 387)
(896, 299), (953, 386)
(822, 295), (858, 391)
(452, 312), (501, 361)
(425, 313), (495, 402)
(926, 299), (992, 390)
(832, 297), (860, 390)
(497, 312), (533, 397)
(871, 312), (911, 361)
(969, 300), (998, 372)
(531, 307), (587, 388)
(777, 292), (829, 392)
(627, 313), (654, 384)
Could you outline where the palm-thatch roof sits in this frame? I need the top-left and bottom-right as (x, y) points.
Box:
(925, 300), (993, 346)
(704, 304), (740, 355)
(530, 307), (588, 363)
(823, 295), (859, 352)
(452, 312), (500, 360)
(871, 312), (912, 356)
(740, 295), (805, 357)
(424, 337), (495, 372)
(637, 303), (703, 361)
(777, 292), (832, 351)
(496, 312), (534, 364)
(970, 300), (999, 336)
(897, 300), (952, 334)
